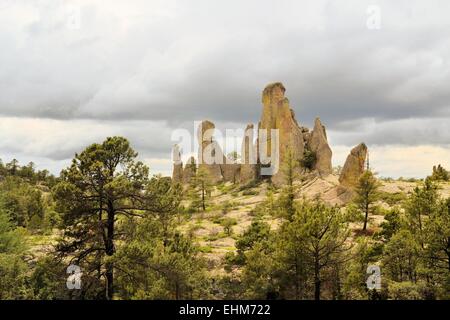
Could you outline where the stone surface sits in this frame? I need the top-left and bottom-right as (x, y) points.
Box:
(308, 117), (332, 176)
(179, 83), (338, 186)
(222, 163), (241, 183)
(172, 144), (183, 183)
(339, 143), (368, 188)
(182, 156), (196, 184)
(240, 124), (258, 183)
(258, 82), (305, 185)
(172, 163), (183, 183)
(197, 120), (224, 183)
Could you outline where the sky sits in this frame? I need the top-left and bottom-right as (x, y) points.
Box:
(0, 0), (449, 178)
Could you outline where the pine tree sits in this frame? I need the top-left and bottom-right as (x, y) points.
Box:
(53, 137), (169, 299)
(354, 170), (381, 231)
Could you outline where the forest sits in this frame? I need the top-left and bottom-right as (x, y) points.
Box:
(0, 136), (449, 300)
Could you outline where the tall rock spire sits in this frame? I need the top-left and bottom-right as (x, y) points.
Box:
(240, 123), (257, 183)
(258, 82), (304, 185)
(339, 143), (368, 188)
(309, 117), (332, 176)
(197, 120), (224, 183)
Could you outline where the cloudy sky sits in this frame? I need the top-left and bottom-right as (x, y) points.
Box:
(1, 0), (449, 178)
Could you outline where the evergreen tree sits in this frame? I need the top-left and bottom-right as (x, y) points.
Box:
(0, 201), (29, 299)
(278, 149), (299, 220)
(353, 170), (381, 231)
(405, 177), (439, 248)
(190, 166), (212, 212)
(53, 137), (158, 299)
(285, 201), (351, 300)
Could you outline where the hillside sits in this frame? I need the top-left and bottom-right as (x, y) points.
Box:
(178, 176), (450, 278)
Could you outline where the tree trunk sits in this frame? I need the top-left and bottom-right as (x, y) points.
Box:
(363, 203), (369, 231)
(105, 201), (115, 300)
(447, 248), (450, 271)
(294, 254), (299, 300)
(105, 262), (114, 300)
(201, 182), (206, 211)
(175, 280), (180, 300)
(314, 255), (321, 300)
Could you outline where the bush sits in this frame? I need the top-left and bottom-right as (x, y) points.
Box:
(300, 149), (316, 170)
(238, 180), (260, 191)
(378, 191), (407, 206)
(242, 189), (258, 196)
(388, 281), (422, 300)
(220, 218), (238, 236)
(198, 246), (213, 253)
(221, 201), (232, 215)
(430, 164), (449, 181)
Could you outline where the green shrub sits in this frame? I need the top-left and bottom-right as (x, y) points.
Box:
(242, 189), (258, 196)
(378, 191), (407, 206)
(300, 149), (316, 170)
(221, 218), (238, 236)
(238, 180), (260, 191)
(198, 246), (213, 253)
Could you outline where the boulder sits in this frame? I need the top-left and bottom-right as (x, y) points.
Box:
(339, 143), (368, 188)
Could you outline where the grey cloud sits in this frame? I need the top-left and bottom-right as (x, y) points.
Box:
(1, 1), (449, 127)
(328, 117), (450, 147)
(0, 0), (449, 175)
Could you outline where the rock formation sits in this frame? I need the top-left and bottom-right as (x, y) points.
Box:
(172, 144), (183, 183)
(339, 143), (368, 188)
(258, 82), (305, 185)
(182, 156), (196, 184)
(240, 124), (258, 183)
(197, 120), (224, 183)
(308, 117), (332, 176)
(171, 82), (340, 188)
(222, 163), (241, 183)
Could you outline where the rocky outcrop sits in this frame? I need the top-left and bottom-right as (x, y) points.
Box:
(197, 120), (224, 183)
(222, 164), (241, 183)
(182, 156), (196, 184)
(240, 124), (258, 183)
(172, 144), (183, 183)
(308, 117), (332, 176)
(172, 83), (339, 187)
(339, 143), (368, 188)
(258, 82), (304, 185)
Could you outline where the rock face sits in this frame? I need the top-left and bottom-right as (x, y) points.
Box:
(172, 83), (338, 187)
(222, 163), (241, 183)
(172, 144), (183, 183)
(197, 120), (224, 183)
(182, 156), (196, 184)
(197, 120), (242, 183)
(258, 82), (305, 185)
(339, 143), (368, 188)
(240, 124), (258, 183)
(308, 117), (332, 176)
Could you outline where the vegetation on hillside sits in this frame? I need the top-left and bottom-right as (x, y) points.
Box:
(0, 139), (449, 300)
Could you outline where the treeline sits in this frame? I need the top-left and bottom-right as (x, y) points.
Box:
(0, 138), (449, 300)
(0, 159), (58, 187)
(0, 159), (59, 232)
(1, 138), (208, 300)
